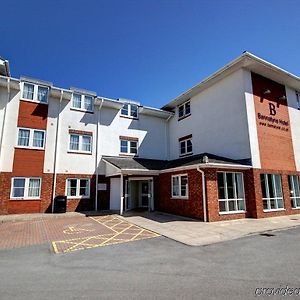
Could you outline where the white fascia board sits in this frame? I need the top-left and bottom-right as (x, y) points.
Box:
(160, 163), (252, 173)
(139, 106), (174, 119)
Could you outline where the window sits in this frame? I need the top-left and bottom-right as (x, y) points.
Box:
(260, 174), (284, 211)
(120, 138), (138, 155)
(296, 92), (300, 110)
(288, 175), (300, 209)
(178, 101), (191, 119)
(179, 136), (193, 156)
(217, 172), (245, 213)
(22, 82), (49, 103)
(11, 177), (41, 199)
(172, 175), (188, 198)
(69, 134), (92, 153)
(66, 179), (90, 198)
(71, 93), (94, 112)
(17, 128), (45, 149)
(120, 103), (139, 119)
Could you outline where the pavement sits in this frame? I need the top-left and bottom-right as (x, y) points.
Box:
(1, 227), (300, 299)
(121, 211), (300, 246)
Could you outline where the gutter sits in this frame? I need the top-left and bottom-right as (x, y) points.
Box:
(95, 98), (104, 211)
(0, 78), (10, 170)
(51, 90), (63, 213)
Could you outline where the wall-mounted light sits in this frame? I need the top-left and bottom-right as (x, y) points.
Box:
(278, 95), (287, 100)
(263, 89), (271, 95)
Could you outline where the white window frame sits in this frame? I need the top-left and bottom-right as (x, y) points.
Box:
(120, 103), (139, 119)
(119, 139), (138, 155)
(16, 127), (46, 150)
(295, 91), (300, 110)
(178, 100), (191, 120)
(179, 137), (193, 156)
(68, 134), (92, 154)
(21, 82), (49, 104)
(10, 177), (42, 200)
(261, 174), (285, 212)
(171, 174), (189, 199)
(217, 172), (246, 214)
(71, 93), (94, 112)
(65, 178), (90, 199)
(288, 175), (300, 209)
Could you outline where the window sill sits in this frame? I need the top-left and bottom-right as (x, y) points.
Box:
(15, 146), (45, 151)
(120, 115), (139, 120)
(171, 196), (189, 200)
(67, 196), (90, 200)
(263, 208), (285, 213)
(179, 152), (193, 158)
(178, 113), (191, 121)
(292, 207), (300, 210)
(219, 210), (246, 215)
(10, 198), (41, 201)
(67, 151), (92, 155)
(20, 98), (48, 105)
(70, 107), (94, 114)
(119, 153), (138, 157)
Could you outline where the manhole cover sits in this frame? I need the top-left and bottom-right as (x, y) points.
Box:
(260, 233), (275, 237)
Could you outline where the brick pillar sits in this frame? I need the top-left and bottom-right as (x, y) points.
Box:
(205, 169), (219, 222)
(281, 174), (292, 213)
(244, 169), (259, 218)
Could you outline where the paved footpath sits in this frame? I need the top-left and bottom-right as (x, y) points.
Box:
(0, 214), (159, 253)
(122, 212), (300, 246)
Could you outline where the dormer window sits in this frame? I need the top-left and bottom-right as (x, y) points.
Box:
(71, 93), (94, 112)
(121, 103), (139, 119)
(178, 101), (191, 120)
(22, 83), (49, 104)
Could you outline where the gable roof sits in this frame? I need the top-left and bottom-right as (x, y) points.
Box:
(162, 52), (300, 110)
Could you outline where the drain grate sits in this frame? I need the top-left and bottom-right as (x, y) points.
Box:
(260, 233), (275, 237)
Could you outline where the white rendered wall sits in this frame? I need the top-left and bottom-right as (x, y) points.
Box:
(0, 87), (20, 172)
(98, 107), (167, 160)
(286, 86), (300, 171)
(168, 69), (252, 161)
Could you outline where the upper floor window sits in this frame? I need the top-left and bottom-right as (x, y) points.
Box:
(71, 93), (94, 112)
(179, 135), (193, 156)
(296, 92), (300, 110)
(121, 103), (139, 119)
(66, 178), (90, 198)
(178, 101), (191, 120)
(69, 133), (92, 153)
(172, 174), (188, 198)
(120, 137), (138, 155)
(11, 177), (41, 199)
(260, 174), (284, 211)
(22, 83), (49, 104)
(288, 175), (300, 209)
(217, 172), (245, 213)
(17, 127), (45, 149)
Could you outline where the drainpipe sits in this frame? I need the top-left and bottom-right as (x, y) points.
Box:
(0, 78), (10, 168)
(51, 90), (63, 213)
(197, 166), (207, 222)
(120, 173), (124, 215)
(165, 114), (172, 160)
(94, 98), (103, 211)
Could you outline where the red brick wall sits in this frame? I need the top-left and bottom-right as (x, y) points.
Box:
(55, 174), (96, 212)
(157, 169), (204, 220)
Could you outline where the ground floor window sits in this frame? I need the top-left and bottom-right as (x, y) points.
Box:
(66, 178), (90, 198)
(217, 172), (245, 213)
(288, 175), (300, 209)
(260, 174), (284, 211)
(11, 177), (41, 199)
(171, 174), (188, 198)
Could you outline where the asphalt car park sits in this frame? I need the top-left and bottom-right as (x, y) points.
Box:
(0, 221), (300, 299)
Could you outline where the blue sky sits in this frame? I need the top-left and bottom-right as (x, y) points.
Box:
(1, 0), (300, 108)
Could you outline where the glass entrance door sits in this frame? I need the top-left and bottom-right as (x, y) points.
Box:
(140, 181), (149, 207)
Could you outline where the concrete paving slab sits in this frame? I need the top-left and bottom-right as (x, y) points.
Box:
(121, 211), (300, 246)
